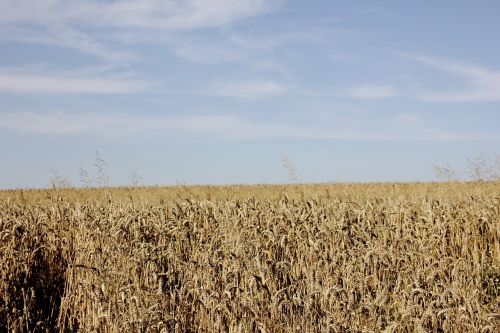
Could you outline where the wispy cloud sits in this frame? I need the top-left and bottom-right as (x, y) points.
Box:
(0, 111), (87, 135)
(171, 41), (242, 64)
(0, 111), (494, 143)
(0, 25), (135, 62)
(228, 27), (333, 50)
(0, 0), (277, 30)
(0, 0), (280, 66)
(404, 53), (500, 103)
(0, 111), (334, 139)
(251, 59), (294, 80)
(0, 71), (149, 94)
(0, 112), (238, 136)
(210, 79), (288, 99)
(356, 8), (392, 16)
(347, 84), (396, 99)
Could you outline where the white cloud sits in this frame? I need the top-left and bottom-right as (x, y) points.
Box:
(229, 29), (329, 50)
(404, 53), (500, 103)
(0, 72), (149, 94)
(171, 42), (242, 64)
(0, 0), (279, 66)
(251, 59), (294, 80)
(0, 112), (239, 136)
(347, 84), (395, 99)
(0, 111), (86, 135)
(160, 0), (275, 30)
(0, 0), (275, 30)
(0, 25), (135, 62)
(356, 8), (392, 16)
(0, 111), (382, 140)
(0, 111), (312, 138)
(0, 111), (494, 143)
(210, 79), (288, 99)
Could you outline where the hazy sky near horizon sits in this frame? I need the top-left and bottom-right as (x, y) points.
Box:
(0, 0), (499, 188)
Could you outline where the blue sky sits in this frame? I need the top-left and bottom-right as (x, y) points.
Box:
(0, 0), (499, 188)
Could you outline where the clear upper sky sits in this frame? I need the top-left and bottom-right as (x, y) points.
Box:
(0, 0), (499, 188)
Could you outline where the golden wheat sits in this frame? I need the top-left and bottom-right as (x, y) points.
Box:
(0, 182), (498, 332)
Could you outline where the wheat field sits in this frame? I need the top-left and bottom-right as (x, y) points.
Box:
(0, 182), (499, 332)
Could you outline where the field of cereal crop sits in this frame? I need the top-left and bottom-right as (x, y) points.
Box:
(1, 182), (499, 332)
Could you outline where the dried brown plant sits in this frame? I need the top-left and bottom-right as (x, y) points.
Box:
(0, 182), (498, 332)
